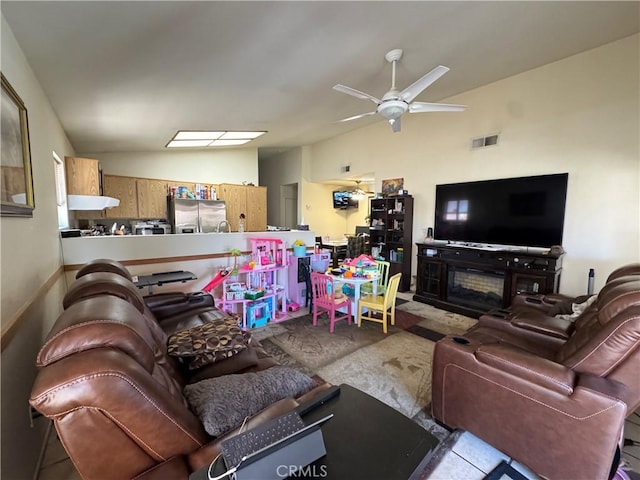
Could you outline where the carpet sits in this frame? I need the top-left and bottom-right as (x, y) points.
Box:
(316, 330), (434, 418)
(251, 306), (452, 428)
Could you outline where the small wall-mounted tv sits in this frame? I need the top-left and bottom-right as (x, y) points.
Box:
(333, 191), (359, 209)
(434, 173), (568, 248)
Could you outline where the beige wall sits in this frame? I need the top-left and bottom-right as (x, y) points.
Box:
(1, 14), (76, 479)
(86, 148), (259, 185)
(307, 34), (640, 296)
(260, 147), (370, 239)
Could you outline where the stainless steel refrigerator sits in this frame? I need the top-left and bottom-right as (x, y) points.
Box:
(168, 198), (227, 233)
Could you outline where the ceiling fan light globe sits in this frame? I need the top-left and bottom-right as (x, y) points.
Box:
(378, 100), (407, 120)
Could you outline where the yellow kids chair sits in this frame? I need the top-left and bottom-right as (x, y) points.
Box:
(357, 272), (401, 333)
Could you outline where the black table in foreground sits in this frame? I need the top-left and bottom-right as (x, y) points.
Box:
(299, 384), (439, 479)
(133, 270), (196, 293)
(195, 384), (440, 479)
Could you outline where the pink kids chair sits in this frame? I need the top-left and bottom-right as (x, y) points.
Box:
(310, 272), (352, 333)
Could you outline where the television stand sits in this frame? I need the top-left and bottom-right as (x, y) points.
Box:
(413, 243), (564, 318)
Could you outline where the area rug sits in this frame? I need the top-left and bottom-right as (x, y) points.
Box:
(316, 330), (435, 418)
(251, 307), (445, 420)
(257, 314), (392, 372)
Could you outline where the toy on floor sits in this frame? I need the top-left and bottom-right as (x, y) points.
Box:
(286, 299), (300, 312)
(247, 300), (271, 328)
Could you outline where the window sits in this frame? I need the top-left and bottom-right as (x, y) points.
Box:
(445, 199), (468, 221)
(53, 152), (69, 229)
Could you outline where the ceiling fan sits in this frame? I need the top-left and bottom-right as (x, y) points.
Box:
(351, 180), (374, 199)
(333, 49), (466, 133)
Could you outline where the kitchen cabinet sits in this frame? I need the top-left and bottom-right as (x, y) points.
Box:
(245, 186), (267, 232)
(217, 184), (267, 232)
(65, 157), (100, 195)
(137, 178), (168, 218)
(103, 175), (138, 218)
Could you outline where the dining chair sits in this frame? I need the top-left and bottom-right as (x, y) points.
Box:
(310, 272), (352, 333)
(357, 273), (401, 333)
(346, 235), (366, 258)
(361, 260), (390, 296)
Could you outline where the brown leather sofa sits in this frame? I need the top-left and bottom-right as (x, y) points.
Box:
(30, 260), (330, 479)
(431, 265), (640, 480)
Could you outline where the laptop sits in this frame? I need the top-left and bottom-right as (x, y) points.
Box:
(210, 413), (333, 480)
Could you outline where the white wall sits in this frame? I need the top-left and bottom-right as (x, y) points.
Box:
(259, 148), (302, 226)
(307, 34), (640, 296)
(1, 14), (76, 479)
(86, 148), (259, 185)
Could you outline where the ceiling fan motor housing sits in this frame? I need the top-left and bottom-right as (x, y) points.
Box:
(378, 99), (408, 120)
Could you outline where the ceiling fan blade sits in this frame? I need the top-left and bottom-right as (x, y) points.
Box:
(409, 102), (467, 113)
(399, 65), (450, 103)
(390, 117), (401, 133)
(336, 111), (377, 123)
(333, 84), (381, 105)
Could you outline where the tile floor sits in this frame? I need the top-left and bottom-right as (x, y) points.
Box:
(37, 291), (640, 480)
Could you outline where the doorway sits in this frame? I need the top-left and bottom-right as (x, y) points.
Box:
(281, 183), (298, 229)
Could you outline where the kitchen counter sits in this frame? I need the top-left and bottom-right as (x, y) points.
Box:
(60, 231), (316, 267)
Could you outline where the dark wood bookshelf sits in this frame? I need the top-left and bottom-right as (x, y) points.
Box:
(369, 196), (413, 292)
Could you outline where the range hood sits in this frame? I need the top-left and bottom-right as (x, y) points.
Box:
(67, 194), (120, 210)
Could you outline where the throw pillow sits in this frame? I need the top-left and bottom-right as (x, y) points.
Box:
(187, 347), (259, 384)
(167, 317), (251, 370)
(184, 366), (317, 437)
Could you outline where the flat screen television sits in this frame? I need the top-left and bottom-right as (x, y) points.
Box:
(434, 173), (568, 248)
(333, 191), (359, 209)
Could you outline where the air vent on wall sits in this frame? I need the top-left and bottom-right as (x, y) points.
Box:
(471, 134), (500, 150)
(341, 165), (351, 173)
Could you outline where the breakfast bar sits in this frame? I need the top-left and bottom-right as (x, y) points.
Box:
(60, 231), (317, 294)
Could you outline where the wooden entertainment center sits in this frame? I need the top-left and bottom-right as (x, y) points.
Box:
(414, 242), (564, 318)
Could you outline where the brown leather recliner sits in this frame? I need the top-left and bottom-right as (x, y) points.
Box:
(431, 276), (640, 480)
(31, 268), (329, 479)
(509, 262), (640, 315)
(477, 264), (640, 351)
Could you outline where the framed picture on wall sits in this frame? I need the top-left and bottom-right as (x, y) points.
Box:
(381, 177), (404, 196)
(1, 73), (34, 217)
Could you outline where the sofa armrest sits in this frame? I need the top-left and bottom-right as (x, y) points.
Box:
(431, 336), (627, 480)
(475, 344), (575, 395)
(511, 292), (575, 313)
(509, 311), (574, 340)
(144, 291), (215, 320)
(133, 456), (190, 480)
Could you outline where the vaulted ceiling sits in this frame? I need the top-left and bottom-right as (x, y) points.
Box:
(2, 1), (638, 157)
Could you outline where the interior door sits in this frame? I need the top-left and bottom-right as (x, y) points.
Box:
(281, 183), (298, 229)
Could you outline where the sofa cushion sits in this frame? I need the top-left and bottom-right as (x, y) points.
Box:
(167, 317), (250, 370)
(183, 366), (317, 437)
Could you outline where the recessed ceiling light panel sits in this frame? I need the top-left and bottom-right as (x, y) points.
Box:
(211, 139), (251, 146)
(167, 130), (267, 148)
(219, 131), (266, 140)
(174, 131), (225, 140)
(166, 139), (213, 148)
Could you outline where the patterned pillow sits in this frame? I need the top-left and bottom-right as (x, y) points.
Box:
(167, 316), (251, 370)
